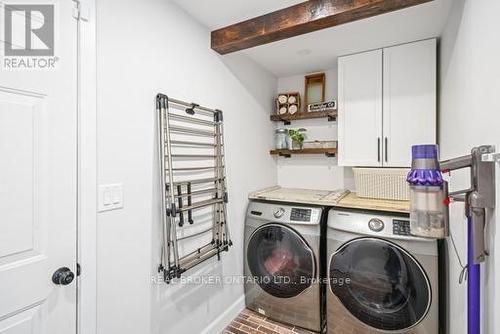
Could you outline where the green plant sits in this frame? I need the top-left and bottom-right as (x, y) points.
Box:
(288, 128), (306, 145)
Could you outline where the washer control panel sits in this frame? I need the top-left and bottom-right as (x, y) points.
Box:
(393, 219), (411, 236)
(290, 208), (312, 222)
(328, 210), (430, 241)
(247, 201), (322, 225)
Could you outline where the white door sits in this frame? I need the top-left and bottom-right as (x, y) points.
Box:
(0, 1), (78, 333)
(338, 49), (383, 167)
(382, 39), (437, 167)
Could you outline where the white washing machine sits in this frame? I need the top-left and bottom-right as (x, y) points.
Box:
(244, 201), (326, 332)
(326, 208), (439, 334)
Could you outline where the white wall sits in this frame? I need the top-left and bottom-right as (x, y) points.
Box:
(96, 1), (277, 333)
(440, 0), (500, 333)
(275, 68), (354, 190)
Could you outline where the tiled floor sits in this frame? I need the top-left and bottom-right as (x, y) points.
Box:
(222, 308), (316, 334)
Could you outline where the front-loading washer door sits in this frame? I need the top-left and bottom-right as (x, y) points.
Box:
(329, 237), (431, 331)
(247, 223), (315, 298)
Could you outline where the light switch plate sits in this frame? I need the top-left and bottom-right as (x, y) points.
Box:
(98, 183), (123, 212)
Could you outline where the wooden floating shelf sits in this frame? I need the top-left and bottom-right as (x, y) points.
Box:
(270, 148), (337, 158)
(270, 111), (337, 124)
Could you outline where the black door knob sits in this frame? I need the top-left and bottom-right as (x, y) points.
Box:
(52, 267), (75, 285)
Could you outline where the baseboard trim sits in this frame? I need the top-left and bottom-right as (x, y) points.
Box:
(202, 295), (245, 334)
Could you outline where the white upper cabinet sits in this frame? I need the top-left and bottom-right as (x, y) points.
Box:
(338, 49), (383, 167)
(338, 39), (436, 167)
(383, 39), (437, 167)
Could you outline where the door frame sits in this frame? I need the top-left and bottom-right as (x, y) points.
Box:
(77, 0), (97, 333)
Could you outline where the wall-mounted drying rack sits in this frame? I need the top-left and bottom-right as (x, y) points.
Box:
(156, 94), (232, 283)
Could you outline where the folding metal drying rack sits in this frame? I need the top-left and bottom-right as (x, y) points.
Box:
(156, 94), (232, 283)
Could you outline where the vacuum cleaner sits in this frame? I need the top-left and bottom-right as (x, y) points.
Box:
(407, 144), (497, 334)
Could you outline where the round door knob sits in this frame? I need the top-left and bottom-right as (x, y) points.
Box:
(368, 218), (385, 232)
(52, 267), (75, 285)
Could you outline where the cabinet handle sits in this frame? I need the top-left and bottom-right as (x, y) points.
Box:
(385, 137), (388, 163)
(377, 138), (381, 162)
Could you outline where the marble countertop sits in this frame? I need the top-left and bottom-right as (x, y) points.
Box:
(248, 186), (409, 213)
(248, 186), (349, 206)
(335, 192), (410, 214)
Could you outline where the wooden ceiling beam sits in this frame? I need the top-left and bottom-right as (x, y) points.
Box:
(211, 0), (433, 54)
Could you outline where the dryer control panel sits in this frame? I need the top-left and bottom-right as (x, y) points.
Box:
(290, 208), (312, 222)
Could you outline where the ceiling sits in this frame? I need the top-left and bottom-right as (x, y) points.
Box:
(172, 0), (304, 30)
(173, 0), (454, 77)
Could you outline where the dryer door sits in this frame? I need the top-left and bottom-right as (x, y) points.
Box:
(247, 223), (315, 298)
(329, 237), (431, 331)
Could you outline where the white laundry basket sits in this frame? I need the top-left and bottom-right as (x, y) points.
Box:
(353, 168), (410, 201)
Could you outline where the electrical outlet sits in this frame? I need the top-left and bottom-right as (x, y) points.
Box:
(98, 183), (123, 212)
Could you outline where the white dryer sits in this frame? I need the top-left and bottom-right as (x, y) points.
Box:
(326, 208), (440, 334)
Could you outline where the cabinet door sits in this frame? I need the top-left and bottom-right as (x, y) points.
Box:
(338, 49), (383, 166)
(383, 39), (437, 167)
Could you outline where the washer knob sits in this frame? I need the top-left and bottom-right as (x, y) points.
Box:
(368, 218), (385, 232)
(273, 207), (285, 218)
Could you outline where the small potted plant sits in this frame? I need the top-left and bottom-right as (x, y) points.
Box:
(288, 128), (306, 150)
